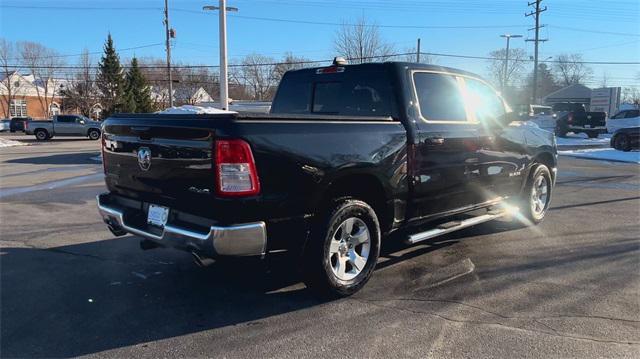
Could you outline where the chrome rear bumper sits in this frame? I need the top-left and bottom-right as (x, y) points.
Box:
(96, 194), (266, 257)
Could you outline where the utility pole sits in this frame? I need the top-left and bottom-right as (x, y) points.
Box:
(164, 0), (174, 108)
(499, 34), (522, 93)
(416, 38), (421, 63)
(204, 1), (238, 111)
(526, 0), (547, 104)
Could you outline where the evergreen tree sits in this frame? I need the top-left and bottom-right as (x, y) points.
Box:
(124, 57), (154, 113)
(97, 34), (125, 117)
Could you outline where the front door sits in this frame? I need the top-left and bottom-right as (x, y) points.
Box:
(463, 77), (529, 200)
(409, 71), (482, 221)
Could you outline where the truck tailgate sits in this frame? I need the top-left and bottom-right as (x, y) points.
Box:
(102, 117), (222, 203)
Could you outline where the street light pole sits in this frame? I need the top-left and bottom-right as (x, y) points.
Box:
(499, 34), (522, 93)
(204, 1), (238, 111)
(164, 0), (174, 108)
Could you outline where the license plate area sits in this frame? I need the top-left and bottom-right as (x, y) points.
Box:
(147, 204), (169, 227)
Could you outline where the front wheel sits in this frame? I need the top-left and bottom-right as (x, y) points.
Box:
(302, 199), (381, 297)
(613, 134), (631, 151)
(519, 164), (553, 225)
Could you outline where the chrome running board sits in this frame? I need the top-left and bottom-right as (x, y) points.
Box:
(407, 209), (511, 245)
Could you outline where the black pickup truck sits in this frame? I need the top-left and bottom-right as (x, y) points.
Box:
(554, 104), (606, 138)
(97, 61), (557, 296)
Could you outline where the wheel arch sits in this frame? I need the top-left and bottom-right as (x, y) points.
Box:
(318, 173), (393, 234)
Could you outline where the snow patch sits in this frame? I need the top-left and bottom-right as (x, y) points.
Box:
(559, 148), (640, 164)
(0, 138), (27, 148)
(157, 105), (236, 115)
(556, 133), (611, 147)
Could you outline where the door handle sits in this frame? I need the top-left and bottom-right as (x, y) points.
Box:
(425, 137), (445, 145)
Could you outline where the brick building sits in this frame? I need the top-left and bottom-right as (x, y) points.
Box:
(0, 71), (66, 119)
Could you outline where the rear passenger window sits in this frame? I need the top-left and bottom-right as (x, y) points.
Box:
(627, 110), (640, 118)
(312, 82), (342, 114)
(464, 79), (506, 124)
(57, 116), (75, 123)
(413, 72), (467, 122)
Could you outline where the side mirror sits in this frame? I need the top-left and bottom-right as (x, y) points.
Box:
(79, 120), (85, 124)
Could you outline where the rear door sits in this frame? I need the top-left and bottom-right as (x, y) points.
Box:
(55, 115), (78, 135)
(409, 71), (481, 220)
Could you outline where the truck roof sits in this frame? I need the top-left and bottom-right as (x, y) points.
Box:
(288, 61), (485, 81)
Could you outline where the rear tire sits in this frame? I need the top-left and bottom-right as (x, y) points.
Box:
(518, 164), (553, 225)
(88, 129), (100, 140)
(302, 199), (381, 297)
(34, 129), (49, 141)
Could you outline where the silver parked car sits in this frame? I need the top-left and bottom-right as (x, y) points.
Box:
(0, 119), (10, 132)
(24, 115), (102, 141)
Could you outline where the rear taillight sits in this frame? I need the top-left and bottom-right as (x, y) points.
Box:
(215, 139), (260, 197)
(567, 113), (573, 124)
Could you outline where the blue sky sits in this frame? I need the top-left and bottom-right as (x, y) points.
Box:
(1, 0), (639, 88)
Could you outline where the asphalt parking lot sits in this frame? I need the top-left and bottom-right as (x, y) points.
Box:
(1, 133), (639, 358)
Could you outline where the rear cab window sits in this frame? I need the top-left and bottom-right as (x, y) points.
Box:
(270, 65), (398, 119)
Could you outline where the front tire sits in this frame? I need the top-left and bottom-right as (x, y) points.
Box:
(302, 199), (381, 297)
(519, 164), (553, 224)
(613, 134), (631, 151)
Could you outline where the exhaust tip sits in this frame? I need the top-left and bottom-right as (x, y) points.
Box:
(107, 223), (127, 237)
(192, 252), (215, 267)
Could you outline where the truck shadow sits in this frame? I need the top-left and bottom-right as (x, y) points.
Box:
(0, 218), (523, 357)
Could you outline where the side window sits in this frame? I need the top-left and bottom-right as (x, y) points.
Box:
(612, 111), (626, 119)
(312, 82), (342, 114)
(464, 78), (506, 124)
(413, 72), (467, 122)
(627, 110), (640, 118)
(57, 116), (74, 123)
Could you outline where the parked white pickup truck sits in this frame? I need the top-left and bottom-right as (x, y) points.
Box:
(25, 115), (102, 141)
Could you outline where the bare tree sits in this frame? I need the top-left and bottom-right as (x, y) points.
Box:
(19, 41), (66, 118)
(61, 49), (98, 117)
(554, 53), (593, 86)
(621, 87), (640, 107)
(273, 53), (311, 83)
(334, 16), (394, 64)
(241, 54), (278, 101)
(599, 72), (609, 88)
(0, 38), (23, 118)
(487, 48), (528, 89)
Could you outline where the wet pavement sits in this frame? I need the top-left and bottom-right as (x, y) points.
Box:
(1, 134), (639, 358)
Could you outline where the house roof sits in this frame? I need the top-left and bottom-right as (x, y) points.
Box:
(543, 84), (592, 103)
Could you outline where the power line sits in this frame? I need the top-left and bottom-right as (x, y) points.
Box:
(5, 50), (639, 70)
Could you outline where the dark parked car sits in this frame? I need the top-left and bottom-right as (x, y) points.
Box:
(610, 127), (640, 151)
(97, 61), (557, 297)
(9, 117), (31, 132)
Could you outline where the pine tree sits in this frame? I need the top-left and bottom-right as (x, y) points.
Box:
(97, 34), (125, 117)
(124, 57), (154, 113)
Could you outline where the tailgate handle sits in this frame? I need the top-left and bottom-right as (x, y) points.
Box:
(130, 126), (152, 135)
